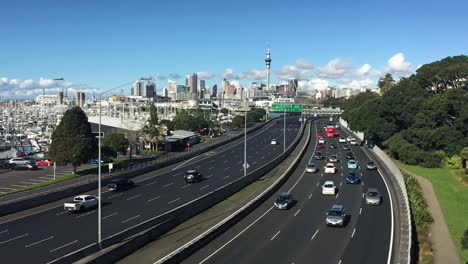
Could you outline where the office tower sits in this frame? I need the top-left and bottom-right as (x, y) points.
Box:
(200, 80), (206, 99)
(164, 88), (169, 97)
(212, 84), (218, 98)
(189, 73), (198, 94)
(133, 80), (144, 96)
(288, 78), (298, 96)
(146, 81), (156, 98)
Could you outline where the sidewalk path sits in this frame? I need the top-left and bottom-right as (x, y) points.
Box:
(413, 175), (462, 264)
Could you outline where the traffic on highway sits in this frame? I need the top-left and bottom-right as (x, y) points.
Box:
(0, 117), (301, 263)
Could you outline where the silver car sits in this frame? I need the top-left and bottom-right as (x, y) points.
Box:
(366, 160), (377, 170)
(365, 188), (382, 205)
(306, 163), (318, 173)
(326, 204), (346, 227)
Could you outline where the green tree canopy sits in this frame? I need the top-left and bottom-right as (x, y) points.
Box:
(49, 107), (97, 173)
(231, 115), (244, 129)
(102, 132), (129, 156)
(172, 110), (208, 131)
(220, 108), (229, 115)
(377, 73), (396, 94)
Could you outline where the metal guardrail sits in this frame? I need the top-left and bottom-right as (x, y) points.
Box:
(339, 118), (411, 264)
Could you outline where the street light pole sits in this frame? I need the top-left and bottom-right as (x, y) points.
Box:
(244, 105), (247, 177)
(283, 107), (286, 153)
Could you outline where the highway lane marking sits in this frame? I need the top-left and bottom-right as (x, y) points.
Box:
(162, 182), (174, 188)
(49, 240), (78, 252)
(56, 211), (67, 216)
(11, 184), (29, 188)
(351, 228), (356, 238)
(270, 230), (281, 241)
(147, 196), (161, 202)
(206, 174), (214, 178)
(38, 176), (53, 180)
(252, 161), (257, 165)
(0, 187), (16, 190)
(361, 181), (364, 186)
(172, 156), (198, 171)
(224, 167), (231, 171)
(75, 210), (96, 219)
(168, 198), (181, 204)
(338, 260), (342, 264)
(200, 185), (210, 190)
(255, 151), (259, 154)
(102, 212), (118, 220)
(362, 193), (365, 198)
(340, 181), (342, 186)
(308, 193), (313, 199)
(340, 173), (343, 177)
(108, 193), (123, 199)
(261, 156), (265, 160)
(145, 181), (158, 186)
(209, 166), (215, 170)
(0, 233), (29, 244)
(20, 181), (35, 185)
(294, 209), (301, 216)
(25, 236), (54, 248)
(127, 195), (142, 201)
(121, 215), (141, 224)
(28, 179), (47, 182)
(198, 206), (275, 264)
(223, 175), (231, 179)
(224, 160), (228, 163)
(209, 160), (215, 163)
(0, 230), (8, 234)
(310, 229), (319, 240)
(316, 182), (319, 187)
(359, 208), (362, 215)
(181, 184), (190, 189)
(336, 193), (339, 199)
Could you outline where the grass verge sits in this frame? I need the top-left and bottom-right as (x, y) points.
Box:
(397, 161), (468, 263)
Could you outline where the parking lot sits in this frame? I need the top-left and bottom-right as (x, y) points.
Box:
(0, 163), (96, 194)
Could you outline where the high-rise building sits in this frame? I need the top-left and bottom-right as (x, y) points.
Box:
(146, 81), (156, 98)
(133, 80), (144, 96)
(189, 73), (198, 94)
(200, 80), (206, 99)
(212, 84), (218, 98)
(288, 78), (298, 96)
(164, 88), (169, 97)
(176, 85), (186, 94)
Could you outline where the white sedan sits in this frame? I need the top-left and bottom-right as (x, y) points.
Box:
(322, 181), (337, 195)
(339, 137), (346, 143)
(324, 163), (336, 174)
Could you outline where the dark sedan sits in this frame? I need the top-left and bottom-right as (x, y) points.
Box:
(345, 172), (360, 184)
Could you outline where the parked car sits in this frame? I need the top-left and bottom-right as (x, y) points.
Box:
(13, 163), (38, 170)
(64, 195), (98, 212)
(274, 192), (294, 210)
(184, 169), (202, 183)
(306, 163), (318, 173)
(326, 204), (346, 227)
(366, 160), (377, 170)
(346, 171), (360, 184)
(322, 181), (337, 195)
(324, 163), (336, 174)
(365, 188), (382, 205)
(36, 159), (54, 166)
(314, 151), (324, 160)
(8, 158), (30, 165)
(347, 160), (358, 169)
(107, 178), (134, 191)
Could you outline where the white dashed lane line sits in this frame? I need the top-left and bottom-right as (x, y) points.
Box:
(270, 231), (281, 241)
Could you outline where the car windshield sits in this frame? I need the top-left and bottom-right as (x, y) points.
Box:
(367, 192), (378, 197)
(326, 164), (334, 168)
(349, 161), (356, 164)
(277, 194), (289, 202)
(324, 184), (334, 188)
(367, 161), (375, 165)
(328, 210), (342, 216)
(307, 164), (315, 168)
(348, 173), (357, 177)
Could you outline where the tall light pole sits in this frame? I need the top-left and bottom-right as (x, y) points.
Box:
(244, 104), (247, 177)
(97, 77), (151, 248)
(283, 107), (286, 153)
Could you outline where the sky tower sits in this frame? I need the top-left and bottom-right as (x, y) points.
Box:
(265, 48), (272, 91)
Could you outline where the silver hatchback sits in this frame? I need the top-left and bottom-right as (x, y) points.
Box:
(326, 204), (346, 227)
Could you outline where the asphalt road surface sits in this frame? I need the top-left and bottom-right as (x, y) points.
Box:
(0, 116), (301, 264)
(183, 119), (392, 264)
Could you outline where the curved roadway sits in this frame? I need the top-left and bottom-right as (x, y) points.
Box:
(0, 117), (301, 264)
(183, 119), (392, 264)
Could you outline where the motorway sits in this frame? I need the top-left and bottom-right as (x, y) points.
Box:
(183, 119), (392, 264)
(0, 117), (301, 264)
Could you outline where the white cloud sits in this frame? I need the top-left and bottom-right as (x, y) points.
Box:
(355, 63), (381, 78)
(223, 68), (234, 79)
(316, 58), (351, 78)
(298, 79), (330, 91)
(197, 71), (216, 80)
(337, 79), (376, 90)
(385, 52), (413, 75)
(238, 69), (266, 80)
(276, 65), (311, 81)
(295, 58), (314, 69)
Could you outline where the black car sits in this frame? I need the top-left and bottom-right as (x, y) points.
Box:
(184, 169), (203, 183)
(274, 192), (294, 210)
(13, 162), (38, 170)
(107, 178), (134, 191)
(314, 151), (324, 160)
(345, 152), (354, 159)
(342, 144), (350, 150)
(346, 172), (360, 184)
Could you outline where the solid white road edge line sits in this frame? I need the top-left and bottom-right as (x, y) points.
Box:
(49, 240), (78, 253)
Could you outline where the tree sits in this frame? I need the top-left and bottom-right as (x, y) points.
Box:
(231, 115), (244, 129)
(461, 147), (468, 170)
(462, 229), (468, 250)
(141, 103), (161, 151)
(149, 103), (158, 126)
(220, 108), (229, 115)
(49, 107), (97, 174)
(102, 132), (129, 156)
(377, 73), (396, 94)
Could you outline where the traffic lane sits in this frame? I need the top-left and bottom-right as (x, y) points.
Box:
(181, 121), (318, 264)
(0, 122), (302, 263)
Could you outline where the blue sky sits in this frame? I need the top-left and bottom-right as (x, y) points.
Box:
(1, 0), (467, 98)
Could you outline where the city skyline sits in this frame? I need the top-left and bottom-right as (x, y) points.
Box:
(1, 0), (467, 99)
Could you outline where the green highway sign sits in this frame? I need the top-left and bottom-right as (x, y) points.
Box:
(271, 103), (303, 112)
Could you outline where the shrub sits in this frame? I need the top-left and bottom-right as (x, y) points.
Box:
(443, 155), (463, 169)
(462, 229), (468, 250)
(404, 172), (433, 227)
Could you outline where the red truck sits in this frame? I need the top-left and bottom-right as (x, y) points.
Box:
(326, 126), (335, 138)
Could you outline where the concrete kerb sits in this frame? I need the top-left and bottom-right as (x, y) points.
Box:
(51, 119), (307, 264)
(155, 121), (312, 263)
(339, 120), (411, 264)
(0, 121), (272, 217)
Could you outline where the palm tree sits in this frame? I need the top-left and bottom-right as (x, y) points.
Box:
(142, 124), (161, 151)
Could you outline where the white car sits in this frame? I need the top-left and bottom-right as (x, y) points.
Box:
(64, 195), (98, 212)
(322, 181), (337, 195)
(350, 139), (358, 146)
(271, 139), (278, 145)
(346, 136), (354, 142)
(324, 163), (336, 174)
(318, 138), (325, 144)
(339, 137), (346, 143)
